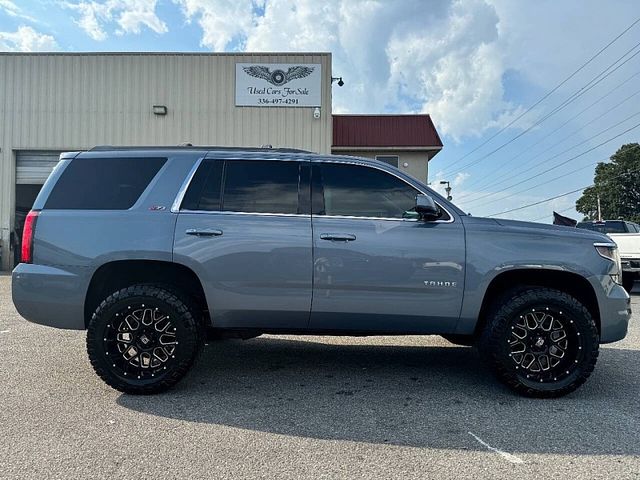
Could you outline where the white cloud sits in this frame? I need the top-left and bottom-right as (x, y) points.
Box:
(0, 0), (38, 22)
(64, 0), (168, 41)
(177, 0), (525, 140)
(174, 0), (263, 51)
(453, 172), (470, 186)
(0, 0), (20, 16)
(0, 26), (59, 51)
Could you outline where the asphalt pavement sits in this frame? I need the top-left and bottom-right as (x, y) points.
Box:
(1, 274), (639, 479)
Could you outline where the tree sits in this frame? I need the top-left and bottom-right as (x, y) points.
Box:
(576, 143), (640, 223)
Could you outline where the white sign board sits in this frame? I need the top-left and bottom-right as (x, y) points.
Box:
(235, 63), (322, 107)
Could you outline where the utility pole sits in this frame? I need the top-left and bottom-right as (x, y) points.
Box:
(597, 193), (602, 221)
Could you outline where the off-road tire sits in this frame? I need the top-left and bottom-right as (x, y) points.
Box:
(87, 284), (203, 394)
(478, 287), (599, 398)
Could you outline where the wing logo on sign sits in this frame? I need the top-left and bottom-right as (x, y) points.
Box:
(242, 65), (315, 86)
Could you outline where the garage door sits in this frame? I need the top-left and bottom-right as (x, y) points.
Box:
(16, 151), (64, 184)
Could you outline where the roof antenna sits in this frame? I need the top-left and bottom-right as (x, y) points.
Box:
(178, 142), (193, 147)
(261, 144), (273, 149)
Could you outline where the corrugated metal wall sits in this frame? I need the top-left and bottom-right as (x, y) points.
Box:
(0, 52), (333, 269)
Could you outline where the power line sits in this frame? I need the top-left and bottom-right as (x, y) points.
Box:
(485, 165), (640, 218)
(460, 105), (640, 201)
(485, 185), (592, 217)
(462, 114), (640, 206)
(457, 74), (640, 199)
(439, 17), (640, 173)
(463, 160), (602, 212)
(439, 38), (640, 178)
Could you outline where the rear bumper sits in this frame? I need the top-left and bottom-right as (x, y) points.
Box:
(592, 277), (631, 343)
(12, 263), (87, 330)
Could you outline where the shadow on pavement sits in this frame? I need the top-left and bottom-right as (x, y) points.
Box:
(118, 337), (640, 455)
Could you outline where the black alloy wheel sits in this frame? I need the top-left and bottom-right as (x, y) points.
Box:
(87, 285), (202, 394)
(479, 287), (599, 398)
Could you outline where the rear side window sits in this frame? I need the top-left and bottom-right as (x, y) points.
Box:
(181, 159), (303, 214)
(180, 160), (224, 211)
(44, 157), (166, 210)
(223, 160), (300, 214)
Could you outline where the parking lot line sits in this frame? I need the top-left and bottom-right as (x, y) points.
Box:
(468, 432), (524, 464)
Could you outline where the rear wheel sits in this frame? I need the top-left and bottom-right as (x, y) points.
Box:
(87, 285), (203, 394)
(478, 287), (599, 398)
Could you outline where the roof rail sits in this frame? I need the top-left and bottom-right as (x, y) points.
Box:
(88, 145), (314, 154)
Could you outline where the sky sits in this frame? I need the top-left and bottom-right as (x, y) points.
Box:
(1, 0), (639, 223)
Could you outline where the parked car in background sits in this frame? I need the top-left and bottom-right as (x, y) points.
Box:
(12, 147), (631, 398)
(577, 220), (640, 292)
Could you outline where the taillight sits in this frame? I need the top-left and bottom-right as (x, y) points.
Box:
(21, 210), (39, 264)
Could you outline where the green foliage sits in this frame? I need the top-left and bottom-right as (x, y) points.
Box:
(576, 143), (640, 222)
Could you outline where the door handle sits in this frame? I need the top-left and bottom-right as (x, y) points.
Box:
(185, 228), (223, 237)
(320, 233), (356, 242)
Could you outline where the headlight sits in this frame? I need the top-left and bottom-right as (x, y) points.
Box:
(595, 242), (622, 284)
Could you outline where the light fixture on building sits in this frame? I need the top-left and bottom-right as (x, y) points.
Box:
(153, 105), (168, 115)
(440, 180), (453, 201)
(331, 76), (344, 87)
(313, 107), (321, 119)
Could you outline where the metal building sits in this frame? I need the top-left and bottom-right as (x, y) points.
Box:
(0, 52), (442, 270)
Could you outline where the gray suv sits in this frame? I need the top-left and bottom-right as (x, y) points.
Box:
(12, 147), (631, 397)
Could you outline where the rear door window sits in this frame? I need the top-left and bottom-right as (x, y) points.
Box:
(181, 159), (304, 215)
(44, 157), (166, 210)
(223, 160), (300, 214)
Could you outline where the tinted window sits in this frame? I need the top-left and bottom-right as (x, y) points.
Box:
(577, 221), (628, 233)
(181, 159), (223, 211)
(315, 163), (421, 219)
(44, 157), (165, 210)
(222, 160), (300, 214)
(604, 221), (628, 233)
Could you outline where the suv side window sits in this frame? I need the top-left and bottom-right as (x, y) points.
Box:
(44, 157), (166, 210)
(313, 162), (444, 220)
(181, 159), (303, 215)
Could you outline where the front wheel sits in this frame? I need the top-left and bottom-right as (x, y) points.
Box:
(478, 287), (599, 398)
(87, 285), (203, 394)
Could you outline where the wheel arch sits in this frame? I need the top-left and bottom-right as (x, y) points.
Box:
(84, 260), (210, 328)
(474, 269), (600, 337)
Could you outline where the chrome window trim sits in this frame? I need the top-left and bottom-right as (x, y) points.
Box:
(171, 155), (456, 223)
(312, 158), (455, 224)
(171, 156), (205, 213)
(179, 210), (310, 218)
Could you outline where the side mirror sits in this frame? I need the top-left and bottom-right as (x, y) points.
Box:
(415, 194), (440, 220)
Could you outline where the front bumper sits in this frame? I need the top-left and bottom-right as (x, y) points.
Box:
(621, 258), (640, 273)
(12, 263), (87, 330)
(593, 276), (631, 343)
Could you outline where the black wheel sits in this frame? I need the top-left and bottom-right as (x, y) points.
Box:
(622, 273), (636, 293)
(478, 287), (599, 398)
(87, 285), (203, 394)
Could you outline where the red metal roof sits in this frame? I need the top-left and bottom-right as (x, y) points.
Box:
(332, 114), (443, 149)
